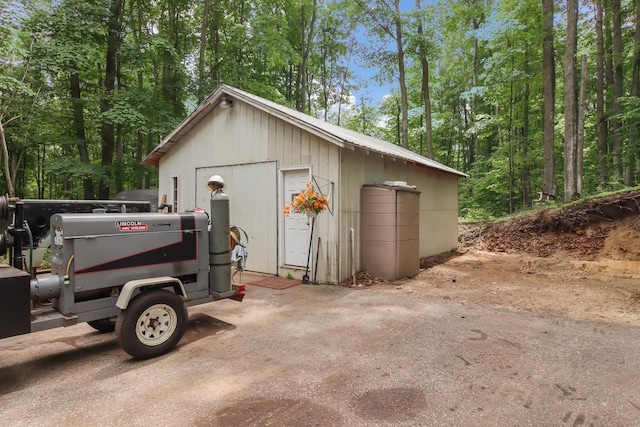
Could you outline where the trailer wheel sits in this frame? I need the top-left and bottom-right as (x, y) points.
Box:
(115, 289), (187, 359)
(87, 318), (116, 333)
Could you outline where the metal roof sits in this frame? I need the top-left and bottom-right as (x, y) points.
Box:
(143, 85), (467, 178)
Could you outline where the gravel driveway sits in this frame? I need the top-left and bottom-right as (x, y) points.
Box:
(1, 281), (640, 426)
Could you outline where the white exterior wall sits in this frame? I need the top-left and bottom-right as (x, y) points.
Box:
(156, 96), (460, 283)
(157, 99), (342, 282)
(267, 112), (341, 284)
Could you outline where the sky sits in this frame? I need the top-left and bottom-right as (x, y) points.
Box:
(347, 0), (429, 107)
(353, 70), (394, 107)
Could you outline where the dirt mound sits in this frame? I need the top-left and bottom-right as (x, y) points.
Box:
(461, 189), (640, 260)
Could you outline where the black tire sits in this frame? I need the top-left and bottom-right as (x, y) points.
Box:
(87, 318), (116, 333)
(115, 289), (187, 359)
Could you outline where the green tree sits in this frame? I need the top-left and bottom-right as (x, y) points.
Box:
(0, 2), (33, 197)
(542, 0), (557, 200)
(311, 2), (358, 124)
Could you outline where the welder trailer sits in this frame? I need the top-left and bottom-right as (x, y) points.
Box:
(0, 186), (244, 359)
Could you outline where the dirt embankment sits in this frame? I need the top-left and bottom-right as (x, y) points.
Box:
(460, 189), (640, 260)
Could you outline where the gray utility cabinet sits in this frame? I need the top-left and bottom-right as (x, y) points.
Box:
(361, 184), (421, 280)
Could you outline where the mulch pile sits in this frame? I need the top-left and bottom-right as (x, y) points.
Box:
(334, 270), (387, 288)
(461, 189), (640, 260)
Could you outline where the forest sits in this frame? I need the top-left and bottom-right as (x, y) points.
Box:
(0, 0), (638, 218)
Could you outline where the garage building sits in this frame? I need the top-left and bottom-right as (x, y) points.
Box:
(143, 85), (466, 283)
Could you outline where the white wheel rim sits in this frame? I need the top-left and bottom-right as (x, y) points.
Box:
(135, 303), (178, 347)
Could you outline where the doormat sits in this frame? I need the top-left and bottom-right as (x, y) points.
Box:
(247, 277), (302, 290)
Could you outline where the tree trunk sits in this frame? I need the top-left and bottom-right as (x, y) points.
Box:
(577, 55), (587, 196)
(115, 124), (124, 193)
(462, 103), (470, 169)
(36, 142), (45, 198)
(394, 0), (409, 149)
(508, 55), (515, 214)
(542, 0), (556, 200)
(471, 16), (481, 162)
(145, 133), (155, 189)
(198, 0), (210, 101)
(299, 0), (318, 113)
(134, 1), (145, 189)
(136, 71), (144, 189)
(396, 99), (401, 146)
(99, 0), (125, 199)
(521, 56), (532, 208)
(10, 149), (24, 196)
(612, 0), (624, 182)
(630, 0), (640, 183)
(336, 34), (356, 127)
(595, 0), (608, 188)
(210, 19), (221, 85)
(612, 0), (634, 185)
(564, 0), (578, 202)
(416, 0), (433, 159)
(162, 1), (182, 117)
(0, 120), (15, 198)
(70, 72), (95, 199)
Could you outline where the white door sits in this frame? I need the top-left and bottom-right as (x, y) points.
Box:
(283, 169), (312, 267)
(196, 162), (278, 274)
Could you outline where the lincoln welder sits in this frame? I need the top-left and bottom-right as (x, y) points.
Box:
(0, 176), (244, 359)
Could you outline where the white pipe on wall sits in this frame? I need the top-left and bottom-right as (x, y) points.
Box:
(350, 228), (355, 287)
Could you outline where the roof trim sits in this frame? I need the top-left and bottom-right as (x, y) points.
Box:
(143, 85), (468, 178)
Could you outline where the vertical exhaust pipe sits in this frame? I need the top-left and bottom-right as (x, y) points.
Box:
(208, 176), (231, 293)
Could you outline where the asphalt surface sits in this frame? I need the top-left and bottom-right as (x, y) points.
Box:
(1, 281), (640, 426)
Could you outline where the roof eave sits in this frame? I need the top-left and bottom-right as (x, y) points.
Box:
(143, 87), (227, 166)
(143, 84), (468, 178)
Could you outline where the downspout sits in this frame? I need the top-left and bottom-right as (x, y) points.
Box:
(350, 227), (355, 287)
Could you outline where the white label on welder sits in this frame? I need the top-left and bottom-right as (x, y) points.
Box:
(116, 220), (148, 231)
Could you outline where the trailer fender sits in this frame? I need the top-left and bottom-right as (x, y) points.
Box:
(116, 277), (186, 309)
